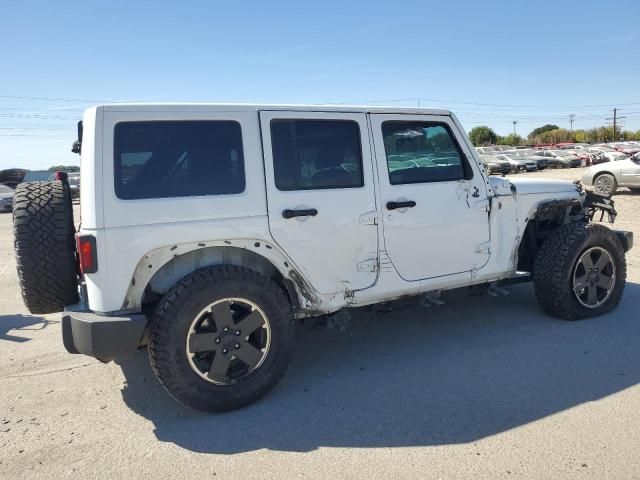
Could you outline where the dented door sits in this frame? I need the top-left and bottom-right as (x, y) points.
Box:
(370, 114), (491, 281)
(260, 111), (379, 295)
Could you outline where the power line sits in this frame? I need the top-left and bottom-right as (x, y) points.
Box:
(0, 94), (121, 103)
(3, 94), (640, 110)
(323, 96), (640, 109)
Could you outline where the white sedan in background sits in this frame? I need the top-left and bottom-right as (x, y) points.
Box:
(582, 153), (640, 195)
(589, 146), (629, 162)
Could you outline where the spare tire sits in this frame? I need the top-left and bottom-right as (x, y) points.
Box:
(13, 181), (79, 314)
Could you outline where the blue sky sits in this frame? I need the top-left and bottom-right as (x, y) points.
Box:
(1, 0), (639, 169)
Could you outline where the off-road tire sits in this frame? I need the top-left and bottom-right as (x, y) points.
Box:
(148, 265), (293, 412)
(13, 181), (78, 314)
(533, 223), (626, 320)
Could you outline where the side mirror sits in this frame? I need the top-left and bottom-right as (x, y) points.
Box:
(71, 121), (83, 154)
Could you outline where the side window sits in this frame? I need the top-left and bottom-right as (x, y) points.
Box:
(381, 121), (468, 185)
(270, 119), (364, 190)
(114, 121), (245, 200)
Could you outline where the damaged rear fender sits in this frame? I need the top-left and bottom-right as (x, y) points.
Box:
(122, 241), (320, 315)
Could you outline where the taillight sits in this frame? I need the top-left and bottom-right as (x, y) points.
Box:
(76, 234), (98, 274)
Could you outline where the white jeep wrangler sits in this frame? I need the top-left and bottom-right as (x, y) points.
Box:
(13, 104), (633, 412)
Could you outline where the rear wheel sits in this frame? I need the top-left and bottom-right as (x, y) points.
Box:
(593, 173), (617, 195)
(13, 181), (78, 314)
(533, 223), (626, 320)
(148, 265), (293, 412)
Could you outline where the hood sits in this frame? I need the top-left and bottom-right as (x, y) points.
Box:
(489, 176), (579, 196)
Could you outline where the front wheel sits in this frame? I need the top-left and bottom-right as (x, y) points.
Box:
(533, 223), (626, 320)
(148, 265), (293, 412)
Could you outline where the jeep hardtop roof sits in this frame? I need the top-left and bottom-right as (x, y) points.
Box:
(96, 103), (453, 116)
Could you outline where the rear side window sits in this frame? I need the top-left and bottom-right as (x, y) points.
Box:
(382, 121), (469, 185)
(270, 119), (364, 191)
(114, 121), (245, 200)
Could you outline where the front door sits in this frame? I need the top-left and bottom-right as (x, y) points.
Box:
(260, 111), (378, 295)
(370, 114), (491, 281)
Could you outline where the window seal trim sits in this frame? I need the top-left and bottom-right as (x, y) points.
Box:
(113, 120), (246, 201)
(381, 120), (473, 186)
(269, 118), (365, 192)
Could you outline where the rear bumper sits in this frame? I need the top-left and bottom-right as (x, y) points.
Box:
(62, 307), (147, 362)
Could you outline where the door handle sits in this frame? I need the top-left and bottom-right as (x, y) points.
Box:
(282, 208), (318, 219)
(386, 200), (416, 210)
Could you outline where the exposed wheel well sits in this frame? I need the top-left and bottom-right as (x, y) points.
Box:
(517, 201), (586, 272)
(139, 246), (299, 313)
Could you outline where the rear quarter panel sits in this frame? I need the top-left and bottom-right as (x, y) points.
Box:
(84, 107), (270, 313)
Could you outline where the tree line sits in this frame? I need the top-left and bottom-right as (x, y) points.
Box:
(468, 124), (640, 146)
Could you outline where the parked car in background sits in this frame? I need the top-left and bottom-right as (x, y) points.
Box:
(495, 153), (537, 172)
(534, 150), (582, 168)
(478, 154), (512, 175)
(561, 148), (595, 166)
(586, 151), (610, 165)
(557, 143), (591, 150)
(22, 170), (55, 182)
(610, 142), (640, 155)
(0, 168), (28, 189)
(589, 146), (629, 163)
(504, 149), (548, 170)
(475, 146), (499, 154)
(0, 184), (15, 212)
(582, 152), (640, 195)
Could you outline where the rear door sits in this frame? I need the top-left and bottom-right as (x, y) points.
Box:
(370, 114), (491, 281)
(260, 111), (378, 295)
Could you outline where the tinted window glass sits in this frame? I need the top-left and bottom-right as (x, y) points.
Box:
(114, 121), (245, 200)
(270, 119), (364, 191)
(23, 171), (54, 182)
(382, 122), (467, 184)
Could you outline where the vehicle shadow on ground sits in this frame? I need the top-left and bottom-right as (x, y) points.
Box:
(615, 189), (640, 196)
(0, 314), (54, 343)
(118, 282), (640, 453)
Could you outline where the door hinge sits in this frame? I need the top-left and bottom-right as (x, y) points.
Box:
(357, 258), (378, 272)
(359, 211), (378, 225)
(475, 241), (491, 254)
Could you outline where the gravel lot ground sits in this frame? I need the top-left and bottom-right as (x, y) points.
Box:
(1, 167), (639, 479)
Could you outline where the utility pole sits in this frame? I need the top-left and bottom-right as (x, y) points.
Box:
(512, 120), (517, 135)
(569, 114), (575, 132)
(606, 108), (627, 141)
